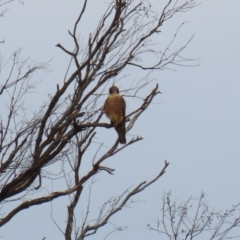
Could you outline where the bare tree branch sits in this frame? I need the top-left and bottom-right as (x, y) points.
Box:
(147, 192), (240, 240)
(77, 160), (169, 240)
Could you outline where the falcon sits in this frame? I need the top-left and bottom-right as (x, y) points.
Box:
(103, 86), (126, 144)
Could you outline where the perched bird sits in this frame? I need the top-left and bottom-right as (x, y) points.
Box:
(103, 85), (126, 144)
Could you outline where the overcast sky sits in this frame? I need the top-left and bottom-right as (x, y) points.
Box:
(1, 0), (240, 239)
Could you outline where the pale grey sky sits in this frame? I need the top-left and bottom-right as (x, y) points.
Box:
(1, 0), (240, 239)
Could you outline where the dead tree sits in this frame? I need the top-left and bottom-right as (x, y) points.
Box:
(147, 192), (240, 239)
(0, 0), (198, 239)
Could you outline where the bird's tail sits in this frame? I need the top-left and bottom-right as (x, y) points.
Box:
(115, 122), (126, 144)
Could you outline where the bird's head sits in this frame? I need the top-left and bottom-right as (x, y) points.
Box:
(109, 85), (119, 95)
